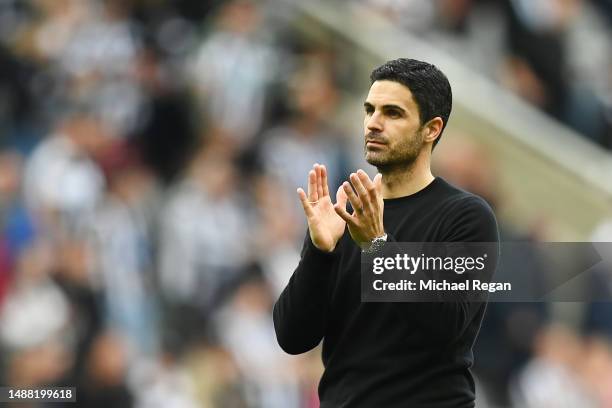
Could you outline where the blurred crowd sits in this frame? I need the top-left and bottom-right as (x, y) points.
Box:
(0, 0), (611, 407)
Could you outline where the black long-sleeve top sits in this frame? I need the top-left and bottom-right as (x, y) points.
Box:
(273, 177), (499, 407)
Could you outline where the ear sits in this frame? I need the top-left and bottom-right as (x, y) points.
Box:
(422, 117), (444, 145)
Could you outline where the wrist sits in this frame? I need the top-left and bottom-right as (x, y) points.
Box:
(361, 233), (387, 253)
(309, 235), (339, 254)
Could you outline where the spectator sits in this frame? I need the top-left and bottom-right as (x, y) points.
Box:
(215, 273), (301, 408)
(23, 106), (112, 231)
(189, 0), (278, 148)
(0, 240), (70, 351)
(88, 142), (160, 358)
(77, 331), (134, 408)
(510, 324), (597, 407)
(158, 140), (253, 328)
(259, 57), (350, 227)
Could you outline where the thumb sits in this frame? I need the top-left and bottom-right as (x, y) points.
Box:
(336, 184), (347, 207)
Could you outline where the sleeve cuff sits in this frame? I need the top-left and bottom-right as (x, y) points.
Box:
(298, 235), (339, 278)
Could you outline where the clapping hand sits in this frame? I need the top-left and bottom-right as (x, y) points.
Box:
(334, 170), (385, 249)
(297, 164), (348, 252)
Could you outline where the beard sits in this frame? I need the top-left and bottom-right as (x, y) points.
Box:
(364, 128), (424, 172)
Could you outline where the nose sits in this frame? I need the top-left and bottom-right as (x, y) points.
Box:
(366, 111), (383, 133)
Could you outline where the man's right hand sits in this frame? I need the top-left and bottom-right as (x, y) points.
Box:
(297, 164), (348, 252)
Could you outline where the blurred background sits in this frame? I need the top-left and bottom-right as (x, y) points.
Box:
(0, 0), (611, 407)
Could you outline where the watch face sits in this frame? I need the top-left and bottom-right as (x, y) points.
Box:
(375, 234), (387, 243)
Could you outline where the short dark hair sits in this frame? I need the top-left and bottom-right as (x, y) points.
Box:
(370, 58), (452, 148)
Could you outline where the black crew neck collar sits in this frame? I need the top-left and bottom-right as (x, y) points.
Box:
(382, 177), (442, 207)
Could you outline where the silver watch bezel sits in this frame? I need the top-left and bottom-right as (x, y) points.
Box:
(362, 233), (388, 254)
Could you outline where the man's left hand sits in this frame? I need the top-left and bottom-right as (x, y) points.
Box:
(334, 169), (385, 248)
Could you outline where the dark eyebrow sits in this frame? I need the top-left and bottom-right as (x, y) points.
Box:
(382, 104), (406, 114)
(363, 102), (406, 114)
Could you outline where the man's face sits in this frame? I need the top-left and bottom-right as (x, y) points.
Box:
(363, 80), (425, 169)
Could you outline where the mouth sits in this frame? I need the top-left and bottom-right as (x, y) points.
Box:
(366, 140), (386, 147)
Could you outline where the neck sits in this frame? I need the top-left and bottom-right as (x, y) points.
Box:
(379, 152), (434, 199)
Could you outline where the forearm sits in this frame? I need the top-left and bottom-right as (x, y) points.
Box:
(273, 234), (337, 354)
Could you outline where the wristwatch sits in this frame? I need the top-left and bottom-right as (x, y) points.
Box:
(362, 233), (388, 254)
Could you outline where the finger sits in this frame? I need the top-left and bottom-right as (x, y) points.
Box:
(342, 181), (363, 214)
(374, 173), (383, 194)
(334, 202), (356, 226)
(297, 188), (314, 217)
(321, 164), (330, 197)
(357, 169), (377, 200)
(350, 172), (371, 213)
(315, 164), (324, 199)
(336, 184), (347, 208)
(307, 169), (318, 202)
(334, 186), (350, 224)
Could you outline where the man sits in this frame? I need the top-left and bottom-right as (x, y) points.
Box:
(273, 58), (499, 407)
